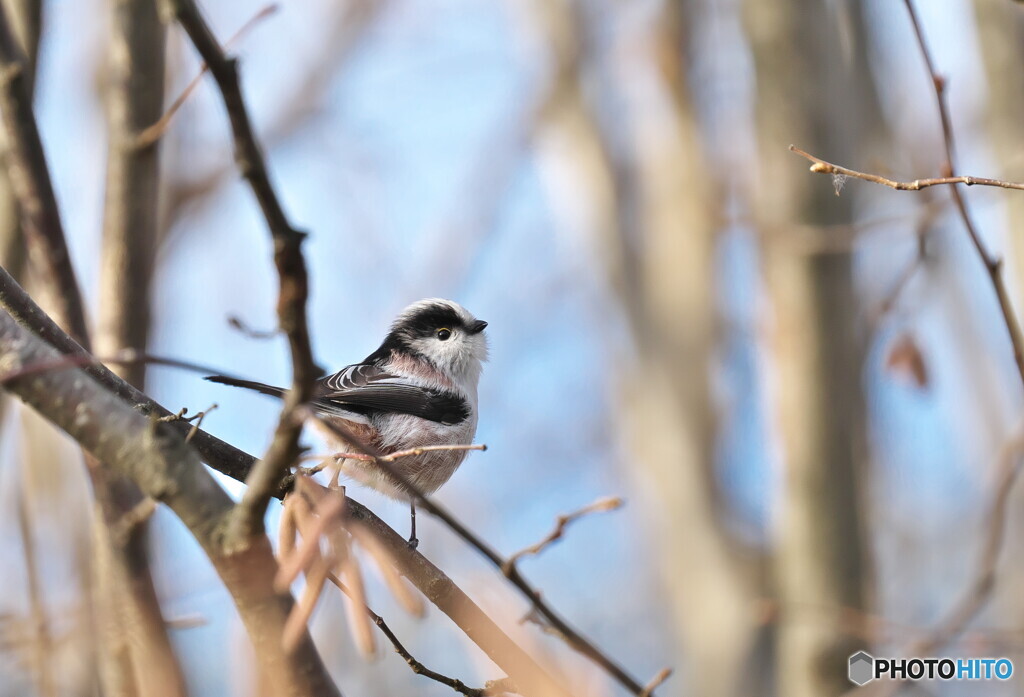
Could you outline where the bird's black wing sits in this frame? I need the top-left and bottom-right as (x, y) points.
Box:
(314, 364), (469, 425)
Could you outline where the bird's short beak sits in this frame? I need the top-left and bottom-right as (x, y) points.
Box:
(469, 319), (488, 334)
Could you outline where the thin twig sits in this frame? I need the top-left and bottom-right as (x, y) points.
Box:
(638, 668), (672, 697)
(227, 314), (279, 340)
(317, 418), (649, 695)
(0, 264), (257, 484)
(326, 572), (495, 697)
(503, 497), (623, 574)
(0, 348), (236, 384)
(332, 443), (488, 463)
(789, 145), (1024, 192)
(794, 1), (1024, 390)
(136, 4), (279, 148)
(164, 0), (320, 545)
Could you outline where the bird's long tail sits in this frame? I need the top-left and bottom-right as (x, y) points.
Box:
(204, 375), (286, 399)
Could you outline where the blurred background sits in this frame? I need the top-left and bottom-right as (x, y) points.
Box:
(2, 0), (1024, 695)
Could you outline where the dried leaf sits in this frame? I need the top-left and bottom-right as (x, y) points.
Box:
(886, 333), (929, 388)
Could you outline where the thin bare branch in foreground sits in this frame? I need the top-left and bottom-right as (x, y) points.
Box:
(0, 310), (340, 697)
(789, 145), (1024, 192)
(316, 418), (646, 695)
(0, 264), (588, 697)
(228, 314), (279, 340)
(639, 668), (673, 697)
(330, 443), (488, 463)
(503, 496), (623, 573)
(136, 3), (280, 147)
(163, 0), (320, 547)
(327, 571), (500, 697)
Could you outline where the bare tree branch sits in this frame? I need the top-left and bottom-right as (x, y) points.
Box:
(92, 1), (187, 694)
(0, 2), (87, 345)
(136, 3), (279, 148)
(790, 145), (1024, 192)
(0, 263), (261, 481)
(99, 0), (166, 387)
(328, 572), (500, 697)
(0, 309), (341, 697)
(317, 418), (647, 695)
(161, 0), (320, 547)
(0, 264), (572, 697)
(792, 56), (1024, 399)
(875, 0), (1021, 391)
(503, 496), (623, 573)
(344, 499), (574, 697)
(639, 668), (672, 697)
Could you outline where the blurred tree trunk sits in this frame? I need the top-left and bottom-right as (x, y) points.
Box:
(524, 0), (761, 693)
(973, 0), (1024, 641)
(747, 2), (883, 695)
(605, 5), (762, 696)
(0, 5), (54, 696)
(93, 1), (186, 696)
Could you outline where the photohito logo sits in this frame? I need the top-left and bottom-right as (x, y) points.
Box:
(848, 652), (1013, 686)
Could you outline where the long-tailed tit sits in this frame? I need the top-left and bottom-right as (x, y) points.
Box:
(206, 298), (488, 546)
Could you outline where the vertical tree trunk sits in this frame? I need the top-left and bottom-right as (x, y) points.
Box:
(747, 2), (883, 694)
(524, 1), (761, 693)
(94, 1), (187, 696)
(608, 5), (760, 695)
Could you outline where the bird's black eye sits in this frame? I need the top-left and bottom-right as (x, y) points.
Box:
(436, 328), (452, 341)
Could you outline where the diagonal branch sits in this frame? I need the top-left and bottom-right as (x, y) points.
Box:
(328, 572), (499, 697)
(344, 499), (574, 697)
(161, 0), (320, 547)
(503, 496), (623, 573)
(317, 418), (650, 695)
(0, 265), (573, 697)
(0, 264), (259, 489)
(0, 1), (87, 345)
(0, 309), (341, 697)
(0, 2), (188, 693)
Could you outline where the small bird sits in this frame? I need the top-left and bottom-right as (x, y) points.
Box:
(206, 298), (488, 547)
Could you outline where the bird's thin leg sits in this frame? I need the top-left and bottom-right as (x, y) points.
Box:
(408, 501), (419, 548)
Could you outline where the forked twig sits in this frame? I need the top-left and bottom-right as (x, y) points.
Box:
(503, 497), (623, 574)
(315, 418), (649, 695)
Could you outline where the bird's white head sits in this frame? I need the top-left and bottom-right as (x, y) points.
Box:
(388, 298), (488, 390)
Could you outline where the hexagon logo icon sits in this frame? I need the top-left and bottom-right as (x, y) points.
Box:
(849, 651), (874, 686)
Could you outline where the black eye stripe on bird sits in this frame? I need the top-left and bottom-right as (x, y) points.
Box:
(205, 298), (488, 548)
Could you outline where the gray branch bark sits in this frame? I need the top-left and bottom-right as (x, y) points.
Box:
(0, 309), (341, 697)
